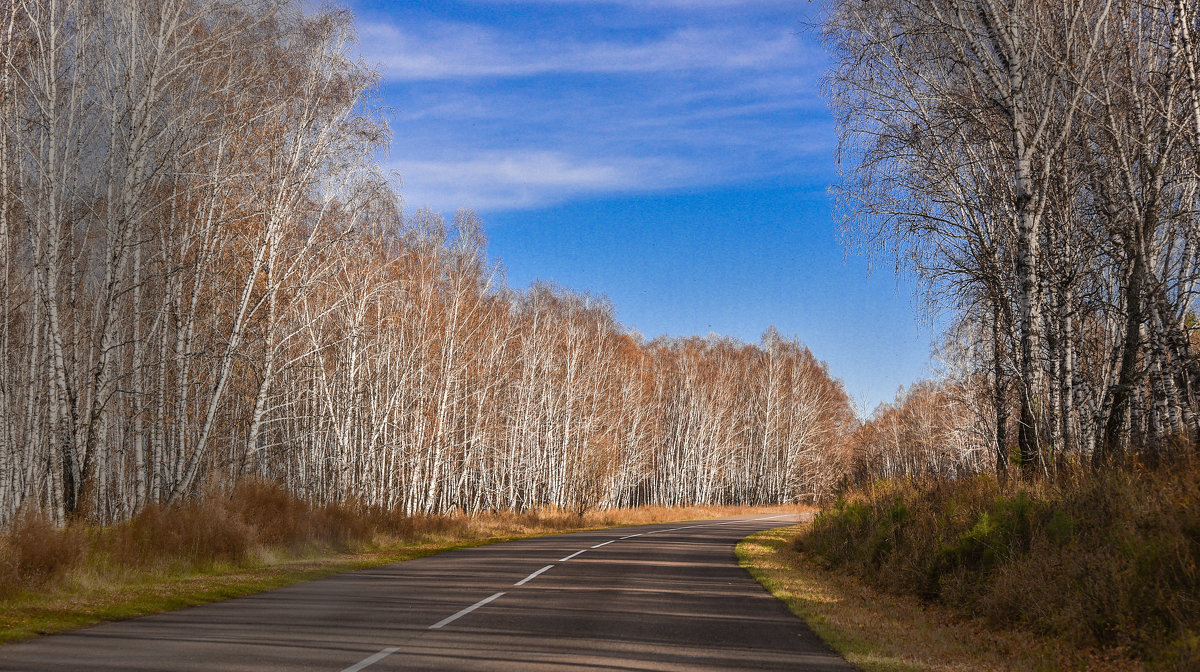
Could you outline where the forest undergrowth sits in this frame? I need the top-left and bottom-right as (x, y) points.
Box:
(799, 458), (1200, 670)
(0, 479), (796, 643)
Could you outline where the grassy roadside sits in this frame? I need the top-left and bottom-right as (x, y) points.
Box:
(737, 523), (1143, 672)
(0, 542), (457, 644)
(1, 492), (800, 645)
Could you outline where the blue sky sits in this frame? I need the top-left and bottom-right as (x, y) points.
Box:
(346, 0), (935, 414)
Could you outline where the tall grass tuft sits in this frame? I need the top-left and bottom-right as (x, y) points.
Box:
(800, 460), (1200, 669)
(0, 511), (88, 596)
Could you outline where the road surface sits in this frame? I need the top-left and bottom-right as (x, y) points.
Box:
(1, 514), (857, 671)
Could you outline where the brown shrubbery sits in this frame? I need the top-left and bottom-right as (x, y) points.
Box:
(801, 461), (1200, 669)
(0, 513), (88, 595)
(0, 481), (373, 597)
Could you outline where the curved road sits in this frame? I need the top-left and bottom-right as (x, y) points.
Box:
(1, 514), (856, 671)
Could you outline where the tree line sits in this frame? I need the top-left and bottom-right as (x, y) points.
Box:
(828, 0), (1200, 478)
(0, 0), (853, 525)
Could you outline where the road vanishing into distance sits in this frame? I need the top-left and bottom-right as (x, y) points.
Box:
(1, 515), (857, 671)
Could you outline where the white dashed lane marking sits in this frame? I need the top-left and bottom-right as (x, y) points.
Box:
(514, 564), (555, 586)
(429, 591), (507, 630)
(339, 647), (399, 672)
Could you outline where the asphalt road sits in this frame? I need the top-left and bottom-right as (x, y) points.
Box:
(1, 514), (857, 671)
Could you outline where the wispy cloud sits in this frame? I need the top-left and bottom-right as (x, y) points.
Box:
(358, 21), (805, 81)
(391, 151), (689, 212)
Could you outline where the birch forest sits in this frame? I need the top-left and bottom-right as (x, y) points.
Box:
(0, 0), (855, 526)
(829, 0), (1200, 479)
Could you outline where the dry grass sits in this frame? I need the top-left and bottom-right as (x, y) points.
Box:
(0, 482), (803, 644)
(738, 524), (1144, 672)
(798, 460), (1200, 670)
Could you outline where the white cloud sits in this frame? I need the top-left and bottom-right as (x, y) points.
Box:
(390, 150), (689, 212)
(357, 21), (805, 81)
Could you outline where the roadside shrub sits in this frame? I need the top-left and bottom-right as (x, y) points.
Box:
(798, 462), (1200, 668)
